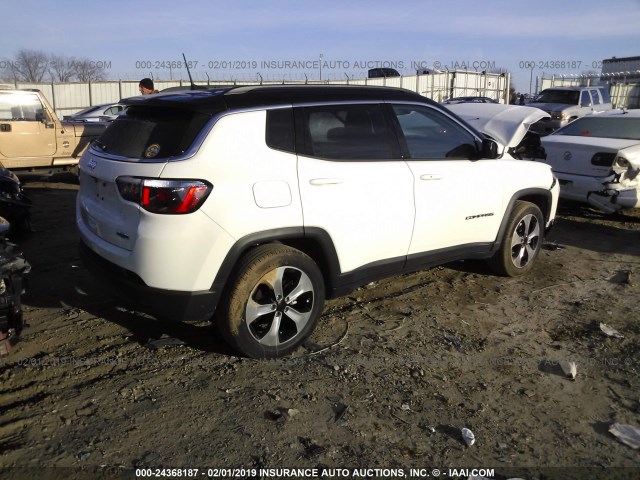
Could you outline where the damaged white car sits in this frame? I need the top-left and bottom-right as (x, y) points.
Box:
(445, 103), (549, 160)
(537, 109), (640, 213)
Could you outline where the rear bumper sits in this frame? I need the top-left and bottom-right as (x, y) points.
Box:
(554, 171), (639, 213)
(79, 241), (219, 322)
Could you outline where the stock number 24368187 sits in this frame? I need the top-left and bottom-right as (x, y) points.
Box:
(135, 61), (198, 70)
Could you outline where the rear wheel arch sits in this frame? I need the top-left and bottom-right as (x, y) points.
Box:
(216, 243), (326, 358)
(210, 228), (341, 314)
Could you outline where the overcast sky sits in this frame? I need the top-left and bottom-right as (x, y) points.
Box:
(3, 0), (640, 92)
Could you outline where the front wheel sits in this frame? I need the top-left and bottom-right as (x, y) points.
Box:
(488, 201), (544, 277)
(217, 244), (325, 359)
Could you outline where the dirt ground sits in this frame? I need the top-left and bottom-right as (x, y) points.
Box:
(1, 181), (639, 480)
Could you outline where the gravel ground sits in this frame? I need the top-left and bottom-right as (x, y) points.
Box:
(1, 181), (639, 480)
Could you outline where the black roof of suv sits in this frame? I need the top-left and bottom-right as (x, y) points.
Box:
(120, 84), (436, 115)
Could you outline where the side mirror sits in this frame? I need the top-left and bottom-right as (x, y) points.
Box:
(481, 138), (499, 159)
(37, 111), (55, 128)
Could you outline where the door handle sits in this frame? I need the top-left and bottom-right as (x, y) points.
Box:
(309, 178), (343, 186)
(420, 174), (443, 181)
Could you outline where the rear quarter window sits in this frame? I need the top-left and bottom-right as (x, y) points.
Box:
(96, 106), (211, 160)
(266, 108), (295, 153)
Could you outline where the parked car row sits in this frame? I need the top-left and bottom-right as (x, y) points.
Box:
(1, 83), (636, 359)
(77, 84), (560, 358)
(58, 83), (640, 358)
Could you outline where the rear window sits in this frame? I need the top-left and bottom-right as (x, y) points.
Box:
(95, 106), (211, 159)
(555, 116), (640, 140)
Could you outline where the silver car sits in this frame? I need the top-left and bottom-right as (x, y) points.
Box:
(538, 109), (640, 212)
(64, 103), (125, 122)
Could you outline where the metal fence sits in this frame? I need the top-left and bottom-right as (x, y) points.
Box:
(538, 74), (640, 109)
(12, 71), (510, 118)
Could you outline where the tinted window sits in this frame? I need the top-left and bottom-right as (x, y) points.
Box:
(555, 116), (640, 140)
(580, 91), (593, 105)
(95, 106), (211, 160)
(536, 89), (580, 104)
(368, 68), (401, 78)
(599, 88), (612, 104)
(299, 104), (393, 160)
(104, 106), (124, 115)
(393, 105), (478, 159)
(266, 108), (295, 153)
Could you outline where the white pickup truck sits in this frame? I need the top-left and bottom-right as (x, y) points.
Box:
(0, 88), (106, 174)
(528, 86), (612, 135)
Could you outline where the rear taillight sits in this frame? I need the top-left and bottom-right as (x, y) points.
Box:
(116, 177), (212, 214)
(590, 152), (616, 167)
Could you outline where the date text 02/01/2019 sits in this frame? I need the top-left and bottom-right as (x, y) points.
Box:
(134, 467), (497, 478)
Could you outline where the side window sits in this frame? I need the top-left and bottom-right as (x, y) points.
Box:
(392, 105), (478, 160)
(580, 91), (593, 106)
(590, 90), (601, 105)
(599, 88), (611, 104)
(266, 108), (295, 153)
(105, 106), (122, 115)
(0, 92), (45, 121)
(299, 104), (393, 160)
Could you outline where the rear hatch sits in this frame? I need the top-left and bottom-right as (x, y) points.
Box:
(541, 136), (638, 177)
(78, 105), (215, 251)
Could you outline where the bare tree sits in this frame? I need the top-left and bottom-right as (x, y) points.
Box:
(74, 57), (106, 82)
(48, 55), (76, 82)
(8, 49), (50, 82)
(2, 50), (109, 83)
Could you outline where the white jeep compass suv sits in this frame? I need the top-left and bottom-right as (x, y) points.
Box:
(77, 85), (559, 358)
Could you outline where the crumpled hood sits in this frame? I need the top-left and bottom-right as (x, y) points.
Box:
(445, 103), (550, 148)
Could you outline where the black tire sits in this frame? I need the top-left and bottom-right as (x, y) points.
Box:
(217, 244), (325, 359)
(488, 201), (544, 277)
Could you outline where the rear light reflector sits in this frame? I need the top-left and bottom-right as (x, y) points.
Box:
(116, 177), (212, 214)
